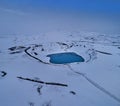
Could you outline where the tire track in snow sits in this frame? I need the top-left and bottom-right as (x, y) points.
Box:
(67, 65), (120, 104)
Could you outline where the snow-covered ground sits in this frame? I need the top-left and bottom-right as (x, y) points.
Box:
(0, 31), (120, 106)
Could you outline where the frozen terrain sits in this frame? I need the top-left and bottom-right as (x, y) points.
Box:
(0, 31), (120, 106)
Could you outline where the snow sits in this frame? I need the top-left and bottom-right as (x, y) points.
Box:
(0, 31), (120, 106)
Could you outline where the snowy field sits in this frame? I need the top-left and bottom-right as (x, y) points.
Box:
(0, 31), (120, 106)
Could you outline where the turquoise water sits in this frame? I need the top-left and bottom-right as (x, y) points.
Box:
(47, 52), (85, 64)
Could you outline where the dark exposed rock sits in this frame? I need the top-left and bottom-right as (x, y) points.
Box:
(0, 71), (7, 77)
(37, 85), (43, 95)
(34, 52), (38, 55)
(9, 46), (26, 54)
(28, 102), (35, 106)
(8, 46), (26, 51)
(34, 44), (42, 47)
(17, 76), (68, 87)
(8, 46), (17, 51)
(70, 91), (76, 95)
(41, 48), (44, 51)
(9, 51), (23, 54)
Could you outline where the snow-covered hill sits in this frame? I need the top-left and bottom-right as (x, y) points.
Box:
(0, 31), (120, 106)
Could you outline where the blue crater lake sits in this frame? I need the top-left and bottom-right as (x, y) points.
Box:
(47, 52), (85, 64)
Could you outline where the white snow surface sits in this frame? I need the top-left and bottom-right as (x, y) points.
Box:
(0, 31), (120, 106)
